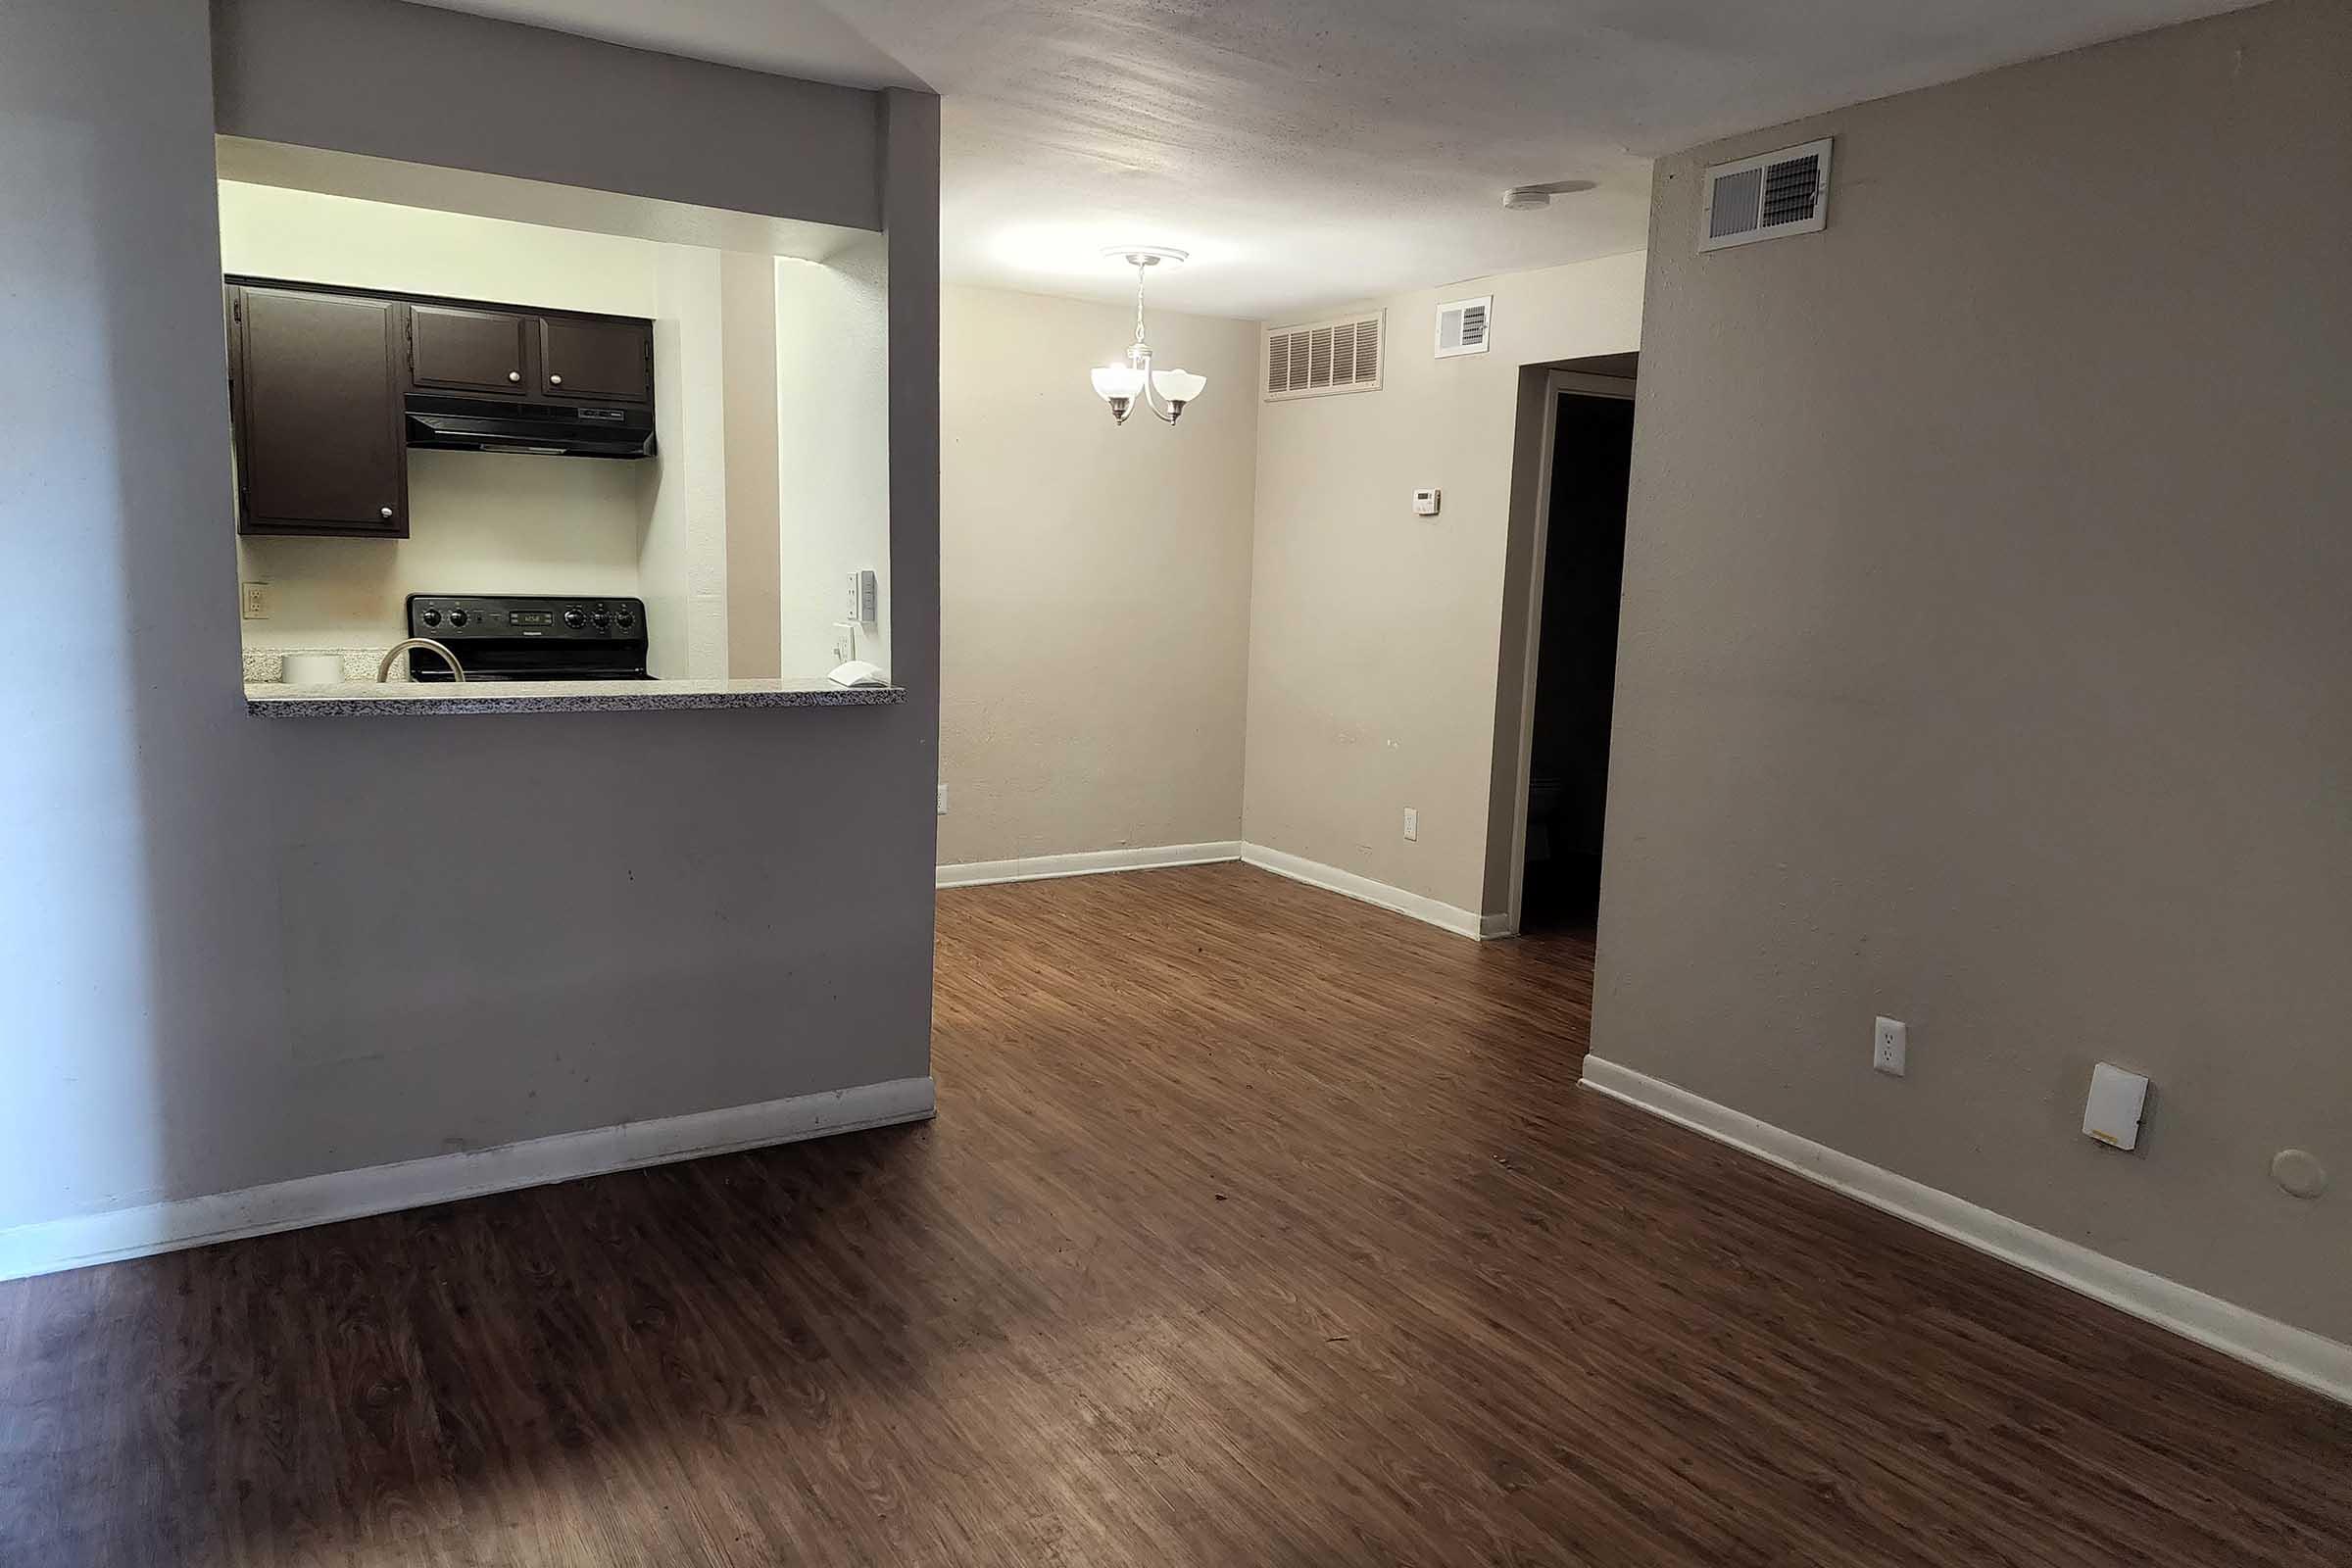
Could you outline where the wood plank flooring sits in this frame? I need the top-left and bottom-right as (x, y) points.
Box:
(2, 861), (2345, 1565)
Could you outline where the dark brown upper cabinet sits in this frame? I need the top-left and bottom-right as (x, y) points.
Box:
(225, 277), (656, 537)
(539, 318), (653, 405)
(408, 304), (532, 396)
(228, 285), (409, 538)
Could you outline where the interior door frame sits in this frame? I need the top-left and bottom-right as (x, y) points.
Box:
(1502, 369), (1638, 937)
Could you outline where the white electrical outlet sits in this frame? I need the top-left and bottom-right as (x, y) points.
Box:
(1873, 1016), (1908, 1077)
(240, 581), (270, 619)
(937, 784), (949, 816)
(1402, 807), (1419, 842)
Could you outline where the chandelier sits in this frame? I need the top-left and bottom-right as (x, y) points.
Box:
(1089, 246), (1206, 425)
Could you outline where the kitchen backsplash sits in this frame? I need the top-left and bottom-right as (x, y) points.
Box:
(242, 648), (412, 683)
(237, 449), (654, 656)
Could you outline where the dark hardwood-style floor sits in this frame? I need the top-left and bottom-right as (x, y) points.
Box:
(2, 863), (2346, 1565)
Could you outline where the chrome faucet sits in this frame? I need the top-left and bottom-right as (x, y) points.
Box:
(378, 638), (466, 683)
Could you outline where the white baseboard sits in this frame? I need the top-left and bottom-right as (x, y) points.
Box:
(934, 837), (1501, 944)
(937, 841), (1242, 888)
(1239, 844), (1491, 940)
(0, 1075), (937, 1283)
(1580, 1056), (2352, 1408)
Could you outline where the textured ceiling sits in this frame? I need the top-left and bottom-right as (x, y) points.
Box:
(407, 0), (2259, 320)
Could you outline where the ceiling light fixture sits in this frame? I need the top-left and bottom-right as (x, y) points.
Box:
(1090, 246), (1206, 426)
(1501, 178), (1598, 211)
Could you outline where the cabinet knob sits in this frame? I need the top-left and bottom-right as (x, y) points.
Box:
(507, 370), (521, 383)
(379, 506), (395, 519)
(548, 373), (564, 386)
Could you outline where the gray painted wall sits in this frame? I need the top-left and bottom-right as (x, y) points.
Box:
(1596, 0), (2350, 1342)
(881, 90), (942, 734)
(212, 0), (882, 232)
(0, 0), (937, 1231)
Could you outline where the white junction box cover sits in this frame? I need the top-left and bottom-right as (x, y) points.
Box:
(2082, 1062), (2150, 1151)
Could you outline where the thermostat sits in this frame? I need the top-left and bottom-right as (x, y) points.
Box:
(1412, 488), (1441, 516)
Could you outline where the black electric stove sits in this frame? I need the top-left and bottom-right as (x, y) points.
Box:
(404, 594), (651, 681)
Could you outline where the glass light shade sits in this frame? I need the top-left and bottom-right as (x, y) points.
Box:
(1152, 368), (1206, 405)
(1091, 365), (1146, 403)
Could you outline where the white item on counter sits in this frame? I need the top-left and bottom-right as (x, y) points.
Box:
(827, 660), (888, 688)
(280, 653), (344, 685)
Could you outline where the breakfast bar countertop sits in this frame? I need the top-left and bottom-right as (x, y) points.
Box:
(245, 678), (906, 717)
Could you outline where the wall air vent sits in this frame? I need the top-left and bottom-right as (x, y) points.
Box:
(1699, 136), (1833, 251)
(1435, 296), (1492, 358)
(1264, 310), (1384, 402)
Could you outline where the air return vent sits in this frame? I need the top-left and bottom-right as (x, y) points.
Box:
(1264, 311), (1384, 401)
(1435, 296), (1492, 358)
(1699, 137), (1833, 251)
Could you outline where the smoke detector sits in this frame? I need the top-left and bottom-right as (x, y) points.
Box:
(1502, 178), (1596, 212)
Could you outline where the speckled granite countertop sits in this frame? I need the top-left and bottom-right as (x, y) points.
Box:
(246, 678), (905, 717)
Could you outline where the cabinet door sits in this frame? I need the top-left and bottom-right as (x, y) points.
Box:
(230, 287), (408, 537)
(538, 317), (652, 404)
(409, 304), (531, 396)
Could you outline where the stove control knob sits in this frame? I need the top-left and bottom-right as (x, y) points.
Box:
(563, 608), (585, 630)
(591, 611), (610, 629)
(420, 608), (441, 628)
(615, 610), (636, 630)
(448, 609), (468, 629)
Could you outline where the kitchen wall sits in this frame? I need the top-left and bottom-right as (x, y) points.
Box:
(937, 285), (1260, 867)
(641, 246), (730, 679)
(218, 180), (669, 665)
(1596, 0), (2351, 1343)
(238, 455), (648, 660)
(721, 252), (783, 678)
(776, 239), (895, 680)
(1, 0), (939, 1250)
(221, 156), (920, 687)
(1244, 255), (1645, 918)
(218, 179), (661, 314)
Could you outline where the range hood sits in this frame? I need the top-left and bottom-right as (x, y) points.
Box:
(405, 394), (656, 459)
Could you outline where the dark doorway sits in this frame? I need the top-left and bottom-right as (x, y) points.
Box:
(1520, 381), (1635, 933)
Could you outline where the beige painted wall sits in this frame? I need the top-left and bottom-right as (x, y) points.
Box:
(1244, 255), (1646, 913)
(1597, 0), (2352, 1343)
(938, 284), (1259, 865)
